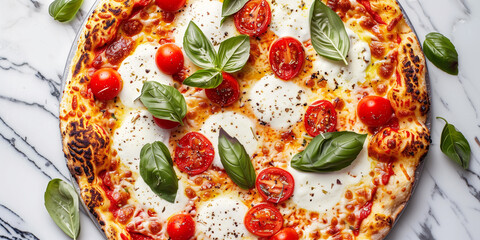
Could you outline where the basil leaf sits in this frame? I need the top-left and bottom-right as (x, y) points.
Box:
(44, 179), (80, 240)
(291, 131), (367, 172)
(218, 128), (256, 189)
(140, 142), (179, 203)
(183, 69), (223, 89)
(437, 117), (471, 169)
(139, 81), (187, 125)
(310, 0), (350, 64)
(423, 32), (459, 75)
(222, 0), (249, 17)
(49, 0), (83, 22)
(217, 35), (251, 73)
(183, 21), (217, 69)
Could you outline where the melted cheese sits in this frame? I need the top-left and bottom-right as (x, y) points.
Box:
(249, 74), (307, 130)
(269, 0), (312, 42)
(117, 43), (174, 108)
(199, 111), (258, 168)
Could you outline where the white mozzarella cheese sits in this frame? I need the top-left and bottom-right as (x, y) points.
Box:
(195, 195), (255, 240)
(287, 142), (371, 213)
(199, 111), (258, 169)
(112, 109), (170, 171)
(310, 28), (371, 90)
(117, 43), (174, 108)
(269, 0), (313, 42)
(249, 74), (307, 130)
(172, 0), (237, 49)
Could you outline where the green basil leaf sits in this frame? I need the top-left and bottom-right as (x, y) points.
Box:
(423, 32), (459, 75)
(310, 0), (350, 64)
(217, 35), (251, 73)
(222, 0), (249, 17)
(49, 0), (83, 22)
(183, 21), (217, 69)
(437, 117), (471, 169)
(44, 179), (80, 240)
(218, 128), (256, 189)
(291, 131), (367, 172)
(140, 141), (178, 203)
(183, 69), (223, 89)
(139, 81), (187, 125)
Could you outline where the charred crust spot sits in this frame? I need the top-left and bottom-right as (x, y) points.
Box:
(104, 18), (116, 30)
(73, 53), (89, 77)
(83, 187), (104, 221)
(108, 7), (122, 16)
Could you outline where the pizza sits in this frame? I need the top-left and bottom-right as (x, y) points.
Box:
(59, 0), (430, 239)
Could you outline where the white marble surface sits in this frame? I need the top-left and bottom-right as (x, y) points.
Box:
(0, 0), (479, 239)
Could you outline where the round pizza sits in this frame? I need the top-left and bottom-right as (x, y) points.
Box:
(59, 0), (430, 239)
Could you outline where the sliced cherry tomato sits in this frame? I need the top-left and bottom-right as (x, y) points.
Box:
(89, 68), (123, 101)
(155, 43), (184, 75)
(256, 167), (294, 203)
(269, 37), (305, 80)
(244, 203), (283, 237)
(167, 214), (195, 240)
(155, 0), (186, 12)
(234, 0), (271, 37)
(205, 72), (240, 107)
(153, 116), (180, 129)
(269, 228), (299, 240)
(174, 132), (214, 175)
(304, 100), (337, 136)
(357, 96), (394, 127)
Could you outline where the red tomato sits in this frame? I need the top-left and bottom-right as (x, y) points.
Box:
(269, 37), (305, 80)
(269, 228), (299, 240)
(256, 167), (295, 203)
(89, 68), (123, 101)
(155, 0), (186, 12)
(357, 96), (394, 127)
(304, 100), (337, 136)
(174, 132), (214, 175)
(153, 116), (180, 129)
(167, 214), (195, 240)
(155, 43), (184, 75)
(205, 72), (240, 107)
(244, 203), (283, 237)
(234, 0), (271, 37)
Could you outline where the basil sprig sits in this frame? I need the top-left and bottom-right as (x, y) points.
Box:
(291, 131), (367, 172)
(218, 128), (256, 189)
(183, 21), (250, 89)
(49, 0), (84, 22)
(140, 141), (179, 203)
(222, 0), (249, 17)
(310, 0), (350, 65)
(437, 117), (471, 169)
(139, 81), (187, 125)
(44, 179), (80, 240)
(423, 32), (459, 75)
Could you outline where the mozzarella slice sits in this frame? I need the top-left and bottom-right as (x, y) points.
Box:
(269, 0), (313, 42)
(195, 195), (254, 240)
(310, 28), (371, 90)
(287, 142), (371, 213)
(117, 43), (174, 108)
(249, 74), (307, 130)
(199, 111), (258, 169)
(112, 109), (170, 171)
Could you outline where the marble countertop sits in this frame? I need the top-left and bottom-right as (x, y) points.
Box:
(1, 0), (479, 239)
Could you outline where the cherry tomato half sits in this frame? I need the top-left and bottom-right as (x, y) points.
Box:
(256, 167), (295, 203)
(155, 0), (186, 12)
(174, 132), (214, 175)
(89, 68), (123, 101)
(205, 72), (240, 107)
(269, 37), (305, 80)
(155, 43), (184, 75)
(244, 203), (283, 237)
(304, 100), (337, 136)
(357, 96), (394, 127)
(166, 214), (195, 240)
(153, 116), (180, 129)
(269, 228), (299, 240)
(234, 0), (271, 37)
